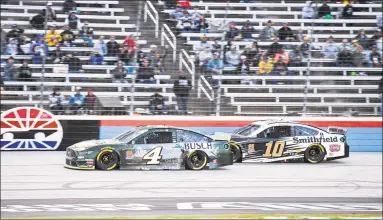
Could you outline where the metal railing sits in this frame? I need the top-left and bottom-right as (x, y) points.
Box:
(179, 49), (195, 88)
(144, 0), (159, 38)
(161, 24), (177, 63)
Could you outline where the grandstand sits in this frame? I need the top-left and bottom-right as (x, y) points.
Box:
(1, 0), (382, 116)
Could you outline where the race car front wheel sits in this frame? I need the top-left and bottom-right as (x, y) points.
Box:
(185, 151), (208, 170)
(230, 142), (242, 163)
(96, 149), (119, 170)
(304, 144), (326, 164)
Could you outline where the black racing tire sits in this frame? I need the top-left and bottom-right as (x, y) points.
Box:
(95, 149), (119, 170)
(304, 144), (326, 164)
(230, 142), (242, 163)
(185, 151), (208, 170)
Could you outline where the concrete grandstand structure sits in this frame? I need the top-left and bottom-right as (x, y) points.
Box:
(1, 0), (382, 116)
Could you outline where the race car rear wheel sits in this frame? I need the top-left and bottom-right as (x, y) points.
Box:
(304, 144), (326, 164)
(230, 142), (242, 163)
(96, 149), (119, 170)
(185, 151), (208, 170)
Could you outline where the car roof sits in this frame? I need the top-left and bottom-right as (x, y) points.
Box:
(249, 120), (308, 127)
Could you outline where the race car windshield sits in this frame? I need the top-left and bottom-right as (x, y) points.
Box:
(234, 125), (260, 136)
(113, 129), (140, 142)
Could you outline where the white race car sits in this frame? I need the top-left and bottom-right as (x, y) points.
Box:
(212, 120), (350, 163)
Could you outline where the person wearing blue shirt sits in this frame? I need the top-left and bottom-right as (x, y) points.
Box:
(206, 52), (223, 74)
(69, 87), (85, 115)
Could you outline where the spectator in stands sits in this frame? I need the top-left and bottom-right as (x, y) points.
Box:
(353, 46), (365, 68)
(354, 29), (369, 49)
(342, 0), (354, 19)
(112, 61), (128, 83)
(339, 39), (352, 51)
(236, 56), (252, 84)
(63, 0), (77, 14)
(288, 46), (303, 67)
(107, 36), (120, 57)
(84, 88), (97, 114)
(90, 51), (104, 65)
(199, 46), (213, 70)
(351, 39), (363, 52)
(94, 36), (108, 56)
(278, 22), (294, 41)
(6, 38), (18, 56)
(206, 52), (223, 74)
(296, 29), (305, 42)
(377, 38), (383, 55)
(225, 46), (241, 67)
(369, 29), (382, 49)
(69, 87), (85, 115)
(274, 47), (289, 64)
(122, 35), (137, 52)
(119, 45), (134, 65)
(173, 74), (191, 115)
(149, 88), (166, 115)
(62, 53), (82, 73)
(17, 60), (32, 81)
(46, 25), (62, 47)
(241, 43), (260, 67)
(324, 36), (339, 59)
(260, 20), (276, 41)
(337, 48), (354, 67)
(30, 10), (46, 30)
(370, 46), (382, 67)
(170, 5), (184, 20)
(49, 88), (65, 115)
(3, 57), (16, 82)
(6, 24), (24, 45)
(226, 23), (241, 41)
(318, 0), (332, 19)
(152, 52), (166, 75)
(144, 44), (168, 66)
(66, 11), (82, 30)
(272, 57), (289, 78)
(197, 35), (211, 52)
(46, 1), (57, 22)
(258, 56), (267, 74)
(211, 39), (221, 53)
(61, 25), (75, 44)
(197, 15), (209, 33)
(241, 20), (256, 42)
(378, 14), (382, 31)
(137, 59), (155, 83)
(266, 37), (282, 57)
(176, 11), (193, 33)
(302, 2), (315, 19)
(32, 45), (43, 64)
(79, 21), (94, 47)
(300, 37), (311, 58)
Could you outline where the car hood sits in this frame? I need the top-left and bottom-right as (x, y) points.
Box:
(69, 139), (123, 150)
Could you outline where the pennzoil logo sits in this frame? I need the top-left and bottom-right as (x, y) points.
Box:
(1, 107), (63, 150)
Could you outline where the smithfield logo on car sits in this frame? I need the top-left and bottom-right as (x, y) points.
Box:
(330, 144), (341, 152)
(184, 142), (213, 150)
(1, 107), (63, 150)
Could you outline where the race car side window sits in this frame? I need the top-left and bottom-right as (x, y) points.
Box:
(134, 131), (174, 144)
(294, 126), (319, 136)
(176, 130), (210, 143)
(258, 126), (292, 138)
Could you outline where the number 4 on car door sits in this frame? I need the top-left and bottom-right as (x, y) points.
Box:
(263, 141), (286, 157)
(143, 146), (163, 165)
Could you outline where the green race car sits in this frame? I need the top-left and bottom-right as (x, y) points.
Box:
(65, 125), (233, 170)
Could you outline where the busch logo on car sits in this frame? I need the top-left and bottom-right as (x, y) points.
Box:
(184, 142), (213, 150)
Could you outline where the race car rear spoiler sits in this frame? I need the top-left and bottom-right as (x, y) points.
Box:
(327, 126), (347, 135)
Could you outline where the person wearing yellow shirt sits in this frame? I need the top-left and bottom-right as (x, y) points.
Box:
(266, 56), (275, 74)
(258, 57), (267, 74)
(46, 25), (62, 47)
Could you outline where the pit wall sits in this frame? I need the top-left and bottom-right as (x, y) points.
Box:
(97, 116), (382, 152)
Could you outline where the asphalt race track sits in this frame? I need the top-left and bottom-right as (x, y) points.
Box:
(1, 151), (382, 219)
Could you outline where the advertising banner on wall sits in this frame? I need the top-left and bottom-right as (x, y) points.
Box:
(1, 107), (99, 151)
